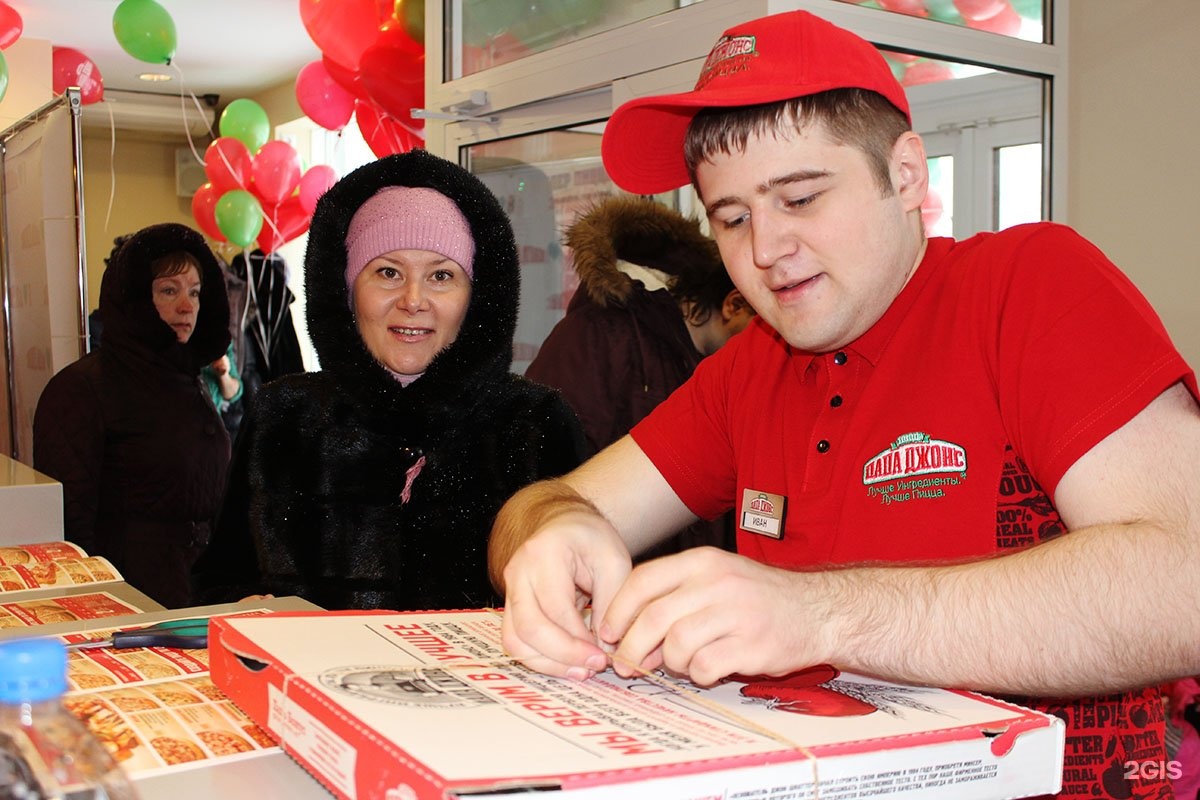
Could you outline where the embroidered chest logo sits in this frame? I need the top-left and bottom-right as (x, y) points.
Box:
(696, 34), (757, 89)
(862, 432), (967, 506)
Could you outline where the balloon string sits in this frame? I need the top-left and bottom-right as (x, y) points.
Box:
(103, 101), (116, 232)
(395, 117), (426, 142)
(169, 61), (212, 166)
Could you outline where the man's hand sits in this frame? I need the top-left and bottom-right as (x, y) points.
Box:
(490, 437), (702, 681)
(500, 510), (632, 681)
(210, 355), (230, 375)
(598, 547), (832, 686)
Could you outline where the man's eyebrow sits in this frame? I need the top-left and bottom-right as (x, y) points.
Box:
(705, 168), (833, 216)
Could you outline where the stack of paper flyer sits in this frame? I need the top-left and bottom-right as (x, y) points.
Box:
(0, 541), (154, 625)
(211, 610), (1065, 800)
(53, 608), (285, 779)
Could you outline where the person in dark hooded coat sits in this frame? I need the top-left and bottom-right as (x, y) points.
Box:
(192, 150), (586, 611)
(527, 196), (753, 456)
(33, 223), (232, 608)
(526, 197), (754, 556)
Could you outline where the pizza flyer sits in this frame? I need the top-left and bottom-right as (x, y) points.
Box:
(0, 592), (143, 627)
(56, 610), (282, 778)
(62, 676), (276, 776)
(0, 556), (122, 592)
(0, 541), (89, 565)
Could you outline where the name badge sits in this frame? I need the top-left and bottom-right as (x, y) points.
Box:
(739, 489), (786, 539)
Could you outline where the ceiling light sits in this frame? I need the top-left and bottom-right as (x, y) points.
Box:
(138, 72), (172, 82)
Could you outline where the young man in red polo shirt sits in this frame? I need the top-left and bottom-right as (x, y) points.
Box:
(489, 10), (1200, 799)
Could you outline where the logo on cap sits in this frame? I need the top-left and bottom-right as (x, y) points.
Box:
(696, 34), (757, 89)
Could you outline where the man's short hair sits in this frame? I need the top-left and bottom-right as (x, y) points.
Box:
(684, 88), (912, 197)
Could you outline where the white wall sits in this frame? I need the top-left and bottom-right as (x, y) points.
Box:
(1067, 1), (1200, 370)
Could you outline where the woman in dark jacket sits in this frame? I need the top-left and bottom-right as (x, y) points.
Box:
(193, 150), (586, 611)
(33, 223), (232, 608)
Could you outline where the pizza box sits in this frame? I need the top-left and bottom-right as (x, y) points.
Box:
(211, 610), (1064, 800)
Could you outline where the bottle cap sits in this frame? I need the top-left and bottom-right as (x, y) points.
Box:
(0, 638), (68, 703)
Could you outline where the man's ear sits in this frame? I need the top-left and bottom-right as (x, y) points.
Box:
(722, 289), (751, 321)
(892, 131), (929, 213)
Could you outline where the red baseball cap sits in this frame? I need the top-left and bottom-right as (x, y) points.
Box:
(601, 10), (911, 195)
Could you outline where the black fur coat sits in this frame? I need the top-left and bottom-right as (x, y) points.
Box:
(34, 224), (231, 608)
(193, 151), (586, 610)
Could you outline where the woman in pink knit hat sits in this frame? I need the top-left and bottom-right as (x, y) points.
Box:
(194, 150), (586, 611)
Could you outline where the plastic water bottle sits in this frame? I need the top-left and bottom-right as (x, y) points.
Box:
(0, 638), (139, 800)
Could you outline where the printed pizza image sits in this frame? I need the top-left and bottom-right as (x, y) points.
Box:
(108, 693), (159, 712)
(0, 567), (26, 591)
(0, 613), (22, 627)
(126, 658), (181, 679)
(196, 730), (253, 755)
(150, 736), (205, 765)
(20, 603), (79, 624)
(186, 678), (226, 702)
(147, 687), (204, 706)
(241, 724), (276, 749)
(27, 562), (61, 584)
(0, 547), (31, 565)
(81, 558), (117, 581)
(71, 672), (117, 689)
(61, 561), (96, 583)
(64, 696), (142, 762)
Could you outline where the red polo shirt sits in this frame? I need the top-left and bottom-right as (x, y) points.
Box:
(632, 222), (1197, 800)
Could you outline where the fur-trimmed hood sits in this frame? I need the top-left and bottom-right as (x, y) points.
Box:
(565, 196), (722, 308)
(304, 150), (518, 416)
(98, 222), (230, 375)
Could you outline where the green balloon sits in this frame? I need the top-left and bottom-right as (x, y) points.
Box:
(0, 52), (8, 104)
(219, 99), (271, 153)
(1010, 0), (1044, 21)
(214, 190), (264, 249)
(401, 0), (425, 43)
(924, 0), (963, 24)
(112, 0), (177, 65)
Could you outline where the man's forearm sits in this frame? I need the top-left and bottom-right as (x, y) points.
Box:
(488, 479), (601, 594)
(815, 521), (1200, 696)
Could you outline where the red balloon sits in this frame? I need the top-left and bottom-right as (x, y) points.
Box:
(965, 1), (1022, 34)
(322, 55), (370, 102)
(376, 0), (397, 23)
(295, 60), (355, 131)
(358, 39), (424, 129)
(952, 0), (1007, 21)
(51, 46), (104, 104)
(902, 60), (955, 87)
(0, 1), (22, 50)
(877, 0), (928, 17)
(299, 0), (380, 72)
(191, 183), (226, 242)
(355, 101), (422, 158)
(204, 137), (252, 192)
(251, 140), (303, 207)
(298, 164), (338, 214)
(257, 196), (310, 254)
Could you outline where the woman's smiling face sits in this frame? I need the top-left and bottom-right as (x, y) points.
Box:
(352, 249), (472, 376)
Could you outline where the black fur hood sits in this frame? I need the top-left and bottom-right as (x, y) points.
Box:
(565, 196), (722, 308)
(304, 150), (518, 416)
(99, 222), (230, 374)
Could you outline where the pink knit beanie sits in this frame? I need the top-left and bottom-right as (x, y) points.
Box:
(344, 186), (475, 289)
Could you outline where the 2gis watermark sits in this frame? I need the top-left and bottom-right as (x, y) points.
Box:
(1123, 760), (1184, 781)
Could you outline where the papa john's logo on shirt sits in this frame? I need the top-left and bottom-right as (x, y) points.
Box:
(862, 432), (967, 505)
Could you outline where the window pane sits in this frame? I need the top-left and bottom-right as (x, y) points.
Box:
(465, 127), (617, 373)
(995, 142), (1043, 230)
(452, 0), (705, 78)
(835, 0), (1045, 43)
(925, 155), (955, 237)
